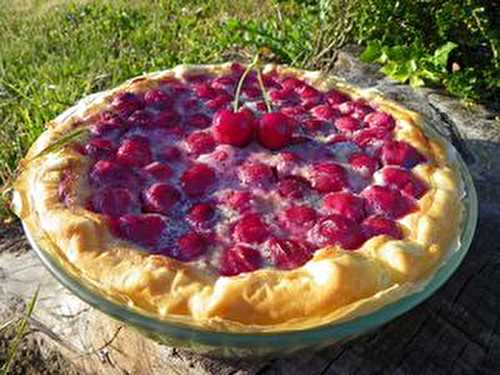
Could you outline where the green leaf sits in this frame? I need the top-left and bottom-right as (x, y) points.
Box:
(410, 74), (425, 87)
(360, 41), (382, 62)
(432, 41), (458, 68)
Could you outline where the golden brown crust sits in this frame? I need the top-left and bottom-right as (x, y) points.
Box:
(12, 63), (464, 332)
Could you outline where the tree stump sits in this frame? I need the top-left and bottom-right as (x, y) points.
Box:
(1, 51), (499, 375)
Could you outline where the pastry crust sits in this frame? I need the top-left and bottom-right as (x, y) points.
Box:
(12, 63), (464, 332)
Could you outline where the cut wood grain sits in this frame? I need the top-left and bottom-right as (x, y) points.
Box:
(1, 51), (499, 375)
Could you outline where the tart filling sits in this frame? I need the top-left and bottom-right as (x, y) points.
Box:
(13, 63), (464, 332)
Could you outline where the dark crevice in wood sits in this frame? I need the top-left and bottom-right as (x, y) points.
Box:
(428, 102), (475, 164)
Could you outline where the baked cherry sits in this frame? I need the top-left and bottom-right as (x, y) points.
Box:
(362, 185), (415, 219)
(353, 127), (391, 147)
(310, 214), (365, 250)
(309, 162), (347, 193)
(362, 215), (403, 240)
(144, 88), (172, 110)
(143, 162), (173, 180)
(91, 111), (125, 135)
(219, 245), (262, 276)
(90, 187), (137, 216)
(186, 131), (216, 155)
(380, 140), (425, 169)
(181, 163), (216, 196)
(280, 205), (317, 234)
(325, 89), (349, 105)
(159, 146), (181, 162)
(380, 166), (427, 198)
(310, 104), (338, 121)
(187, 113), (211, 129)
(323, 192), (366, 223)
(85, 138), (116, 160)
(339, 100), (373, 119)
(115, 214), (165, 248)
(116, 136), (152, 167)
(111, 92), (144, 117)
(224, 191), (254, 212)
(233, 213), (269, 244)
(89, 160), (138, 188)
(364, 111), (395, 130)
(335, 116), (362, 132)
(153, 110), (180, 128)
(268, 238), (312, 270)
(143, 183), (181, 214)
(277, 176), (310, 198)
(212, 109), (254, 147)
(239, 161), (275, 187)
(206, 93), (233, 110)
(187, 203), (215, 226)
(175, 232), (207, 261)
(349, 153), (379, 177)
(281, 77), (304, 90)
(193, 83), (217, 99)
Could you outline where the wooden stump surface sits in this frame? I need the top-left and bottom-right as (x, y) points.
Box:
(1, 51), (499, 375)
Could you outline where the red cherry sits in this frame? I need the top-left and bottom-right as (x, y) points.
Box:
(158, 146), (181, 162)
(187, 113), (211, 129)
(268, 238), (313, 270)
(277, 176), (310, 198)
(238, 161), (275, 187)
(224, 191), (254, 212)
(311, 214), (366, 250)
(115, 214), (166, 248)
(364, 111), (395, 130)
(348, 153), (379, 177)
(143, 183), (181, 214)
(153, 110), (180, 128)
(295, 84), (321, 100)
(362, 185), (416, 219)
(85, 138), (116, 160)
(335, 116), (362, 132)
(206, 93), (233, 111)
(233, 213), (269, 244)
(281, 77), (304, 90)
(116, 136), (152, 167)
(310, 104), (338, 121)
(143, 162), (173, 180)
(339, 101), (373, 119)
(280, 105), (307, 117)
(111, 92), (144, 117)
(89, 160), (139, 188)
(193, 83), (217, 99)
(380, 140), (425, 169)
(127, 110), (153, 128)
(353, 127), (391, 147)
(280, 205), (317, 234)
(186, 131), (216, 155)
(181, 163), (216, 196)
(212, 109), (254, 147)
(211, 75), (236, 90)
(187, 203), (215, 226)
(380, 167), (428, 198)
(309, 162), (348, 193)
(219, 245), (262, 276)
(175, 232), (207, 261)
(91, 111), (125, 135)
(323, 192), (366, 223)
(269, 88), (296, 102)
(257, 112), (293, 150)
(325, 89), (349, 105)
(90, 187), (137, 216)
(362, 215), (403, 240)
(144, 88), (172, 110)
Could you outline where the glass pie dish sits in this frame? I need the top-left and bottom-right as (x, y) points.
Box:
(22, 118), (478, 358)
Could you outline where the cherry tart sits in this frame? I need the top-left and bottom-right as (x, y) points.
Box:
(13, 63), (464, 332)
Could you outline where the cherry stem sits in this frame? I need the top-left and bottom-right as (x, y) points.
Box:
(256, 68), (272, 113)
(233, 54), (260, 112)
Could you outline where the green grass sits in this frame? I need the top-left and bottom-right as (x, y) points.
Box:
(0, 0), (497, 219)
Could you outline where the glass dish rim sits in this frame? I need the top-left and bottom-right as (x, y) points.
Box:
(24, 127), (478, 347)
